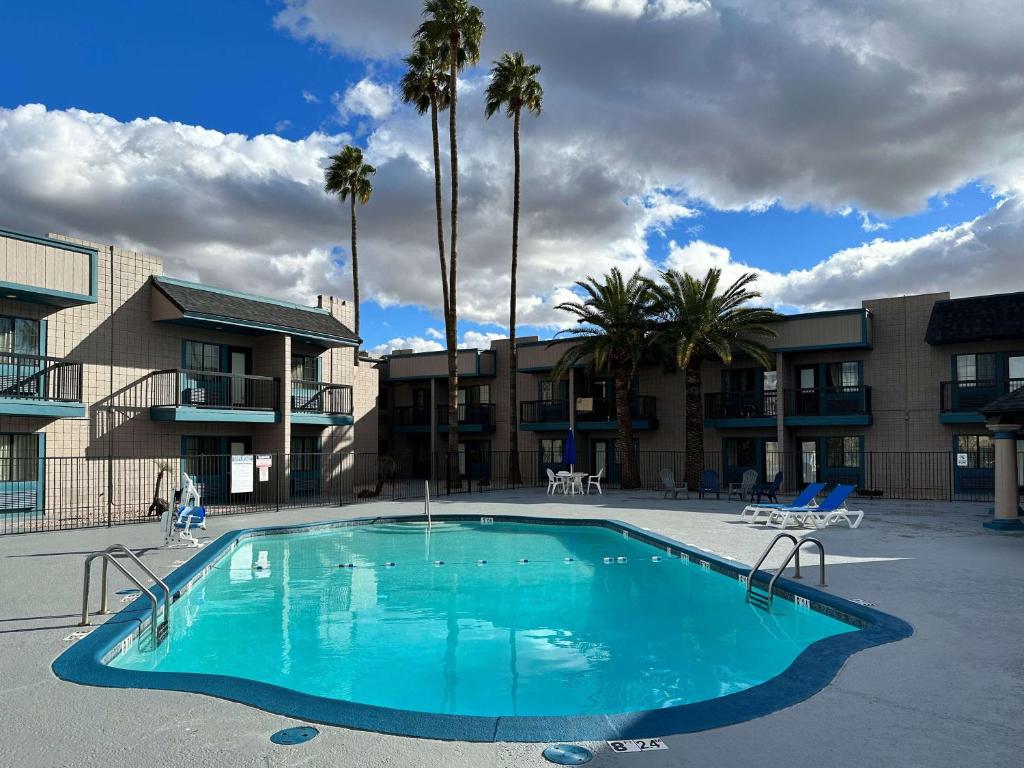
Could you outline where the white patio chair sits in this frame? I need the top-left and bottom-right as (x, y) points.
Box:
(727, 469), (758, 501)
(546, 468), (566, 495)
(660, 468), (689, 499)
(586, 468), (604, 495)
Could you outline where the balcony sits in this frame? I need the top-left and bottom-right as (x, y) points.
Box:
(940, 379), (1024, 423)
(291, 380), (353, 426)
(0, 352), (85, 418)
(148, 369), (280, 423)
(520, 396), (658, 430)
(783, 385), (872, 426)
(436, 403), (496, 432)
(704, 391), (777, 428)
(393, 405), (432, 432)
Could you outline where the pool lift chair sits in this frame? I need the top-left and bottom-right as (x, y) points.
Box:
(160, 472), (208, 548)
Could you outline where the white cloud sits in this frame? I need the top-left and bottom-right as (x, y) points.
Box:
(274, 119), (293, 133)
(336, 78), (397, 121)
(301, 90), (319, 104)
(368, 336), (443, 356)
(859, 212), (890, 232)
(425, 327), (444, 340)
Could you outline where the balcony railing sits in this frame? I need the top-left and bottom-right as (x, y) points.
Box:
(575, 395), (657, 422)
(520, 396), (657, 424)
(941, 379), (1024, 412)
(520, 399), (570, 423)
(704, 390), (778, 419)
(393, 405), (431, 427)
(436, 403), (496, 427)
(150, 369), (279, 410)
(292, 380), (353, 415)
(783, 385), (871, 416)
(0, 351), (83, 403)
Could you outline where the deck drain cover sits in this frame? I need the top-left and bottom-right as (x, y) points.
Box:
(542, 744), (593, 765)
(270, 726), (319, 745)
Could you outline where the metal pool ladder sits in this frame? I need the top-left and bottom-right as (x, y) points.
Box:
(80, 544), (171, 646)
(745, 533), (826, 611)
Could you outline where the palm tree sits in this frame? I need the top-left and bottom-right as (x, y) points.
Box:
(485, 51), (543, 485)
(552, 269), (658, 489)
(323, 145), (375, 337)
(400, 38), (451, 322)
(650, 268), (779, 487)
(416, 0), (485, 459)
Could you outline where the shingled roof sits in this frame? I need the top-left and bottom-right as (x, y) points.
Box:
(925, 292), (1024, 345)
(151, 276), (359, 346)
(981, 386), (1024, 418)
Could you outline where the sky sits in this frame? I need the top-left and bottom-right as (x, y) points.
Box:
(1, 0), (1022, 355)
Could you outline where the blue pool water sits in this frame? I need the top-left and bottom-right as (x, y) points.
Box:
(112, 521), (857, 718)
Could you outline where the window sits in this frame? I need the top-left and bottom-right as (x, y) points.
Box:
(725, 438), (757, 467)
(539, 438), (564, 464)
(291, 354), (318, 382)
(826, 362), (861, 388)
(955, 353), (996, 383)
(957, 435), (994, 469)
(539, 381), (556, 401)
(762, 371), (777, 392)
(458, 385), (490, 405)
(724, 368), (757, 393)
(1009, 355), (1024, 390)
(0, 317), (40, 356)
(291, 436), (319, 473)
(184, 341), (221, 372)
(183, 436), (219, 456)
(0, 434), (38, 482)
(764, 440), (781, 478)
(826, 437), (861, 468)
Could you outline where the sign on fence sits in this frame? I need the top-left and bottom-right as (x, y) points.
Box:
(231, 455), (255, 494)
(256, 454), (272, 482)
(956, 453), (969, 467)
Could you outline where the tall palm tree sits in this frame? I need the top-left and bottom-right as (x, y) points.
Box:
(416, 0), (485, 458)
(323, 145), (375, 337)
(650, 268), (779, 487)
(552, 269), (658, 489)
(400, 38), (451, 322)
(485, 51), (543, 485)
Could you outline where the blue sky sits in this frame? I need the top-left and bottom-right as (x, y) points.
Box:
(1, 1), (1018, 354)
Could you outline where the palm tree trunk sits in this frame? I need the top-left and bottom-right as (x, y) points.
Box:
(508, 107), (521, 484)
(446, 31), (460, 475)
(614, 367), (640, 488)
(350, 194), (359, 338)
(430, 96), (449, 317)
(684, 359), (704, 488)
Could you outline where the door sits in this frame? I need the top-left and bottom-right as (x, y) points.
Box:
(591, 438), (614, 483)
(228, 348), (251, 407)
(800, 439), (818, 484)
(1008, 355), (1024, 392)
(795, 366), (819, 415)
(723, 437), (758, 486)
(290, 436), (321, 497)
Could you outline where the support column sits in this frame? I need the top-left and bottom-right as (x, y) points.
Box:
(775, 351), (788, 490)
(984, 424), (1022, 532)
(429, 378), (437, 479)
(568, 370), (576, 431)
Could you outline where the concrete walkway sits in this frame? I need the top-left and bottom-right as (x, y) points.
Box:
(1, 490), (1021, 767)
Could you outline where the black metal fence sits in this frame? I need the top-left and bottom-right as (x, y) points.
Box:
(149, 369), (279, 410)
(0, 448), (1017, 536)
(0, 351), (83, 402)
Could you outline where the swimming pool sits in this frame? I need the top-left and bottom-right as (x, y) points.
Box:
(54, 516), (911, 741)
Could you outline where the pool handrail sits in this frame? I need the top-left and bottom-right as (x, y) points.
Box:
(80, 545), (171, 646)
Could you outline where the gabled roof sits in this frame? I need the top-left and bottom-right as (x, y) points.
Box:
(925, 292), (1024, 345)
(982, 386), (1024, 418)
(150, 276), (359, 347)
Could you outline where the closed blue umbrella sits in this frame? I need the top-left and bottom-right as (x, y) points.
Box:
(563, 428), (577, 475)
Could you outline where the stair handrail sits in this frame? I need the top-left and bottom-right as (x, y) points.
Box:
(79, 545), (171, 646)
(746, 532), (801, 602)
(766, 536), (826, 606)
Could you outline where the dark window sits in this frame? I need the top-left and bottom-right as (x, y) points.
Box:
(0, 434), (38, 482)
(0, 317), (41, 355)
(291, 436), (319, 472)
(826, 362), (861, 388)
(725, 438), (757, 467)
(539, 439), (564, 464)
(826, 437), (861, 468)
(184, 341), (221, 372)
(957, 435), (994, 468)
(955, 353), (996, 382)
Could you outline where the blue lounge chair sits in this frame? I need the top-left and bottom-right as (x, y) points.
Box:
(751, 471), (783, 504)
(741, 481), (824, 522)
(698, 469), (720, 499)
(766, 484), (863, 529)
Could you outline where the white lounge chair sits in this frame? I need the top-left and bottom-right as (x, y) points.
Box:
(660, 468), (689, 499)
(586, 468), (604, 495)
(741, 482), (824, 523)
(765, 485), (862, 529)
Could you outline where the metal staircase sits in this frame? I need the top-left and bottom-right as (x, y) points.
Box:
(80, 544), (171, 646)
(746, 533), (826, 611)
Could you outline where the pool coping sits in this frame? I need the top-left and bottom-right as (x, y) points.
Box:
(52, 513), (913, 742)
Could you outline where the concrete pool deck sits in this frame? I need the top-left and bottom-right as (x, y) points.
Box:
(2, 491), (1021, 767)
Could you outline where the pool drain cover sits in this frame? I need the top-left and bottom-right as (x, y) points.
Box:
(542, 744), (593, 765)
(270, 726), (319, 745)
